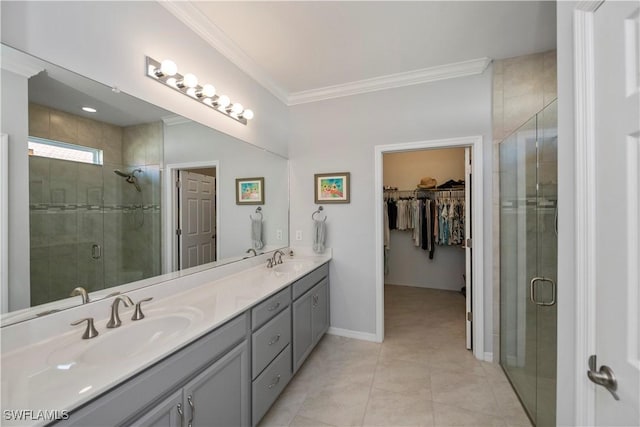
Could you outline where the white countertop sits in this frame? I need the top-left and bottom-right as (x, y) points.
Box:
(0, 251), (331, 426)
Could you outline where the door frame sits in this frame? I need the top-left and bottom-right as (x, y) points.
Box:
(573, 2), (603, 425)
(1, 134), (8, 313)
(163, 160), (220, 273)
(374, 135), (485, 361)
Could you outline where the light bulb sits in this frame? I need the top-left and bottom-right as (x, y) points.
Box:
(203, 98), (213, 106)
(186, 87), (197, 97)
(231, 103), (244, 114)
(201, 84), (216, 98)
(242, 109), (254, 120)
(218, 95), (230, 108)
(166, 77), (177, 87)
(182, 73), (198, 88)
(160, 59), (177, 76)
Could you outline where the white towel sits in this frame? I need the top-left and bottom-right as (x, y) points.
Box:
(251, 217), (264, 250)
(313, 219), (326, 254)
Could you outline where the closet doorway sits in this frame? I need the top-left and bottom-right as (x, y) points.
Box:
(374, 136), (485, 360)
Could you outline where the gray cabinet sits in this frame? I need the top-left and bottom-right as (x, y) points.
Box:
(183, 341), (250, 427)
(293, 276), (330, 373)
(133, 342), (249, 427)
(130, 390), (183, 427)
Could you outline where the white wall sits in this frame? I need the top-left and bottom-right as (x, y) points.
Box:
(164, 121), (289, 260)
(289, 71), (493, 347)
(556, 1), (577, 424)
(0, 1), (289, 156)
(383, 149), (466, 291)
(0, 69), (30, 310)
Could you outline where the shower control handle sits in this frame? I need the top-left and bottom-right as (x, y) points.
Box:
(91, 244), (102, 260)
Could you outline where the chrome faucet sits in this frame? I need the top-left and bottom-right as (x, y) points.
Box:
(70, 286), (90, 304)
(246, 248), (257, 257)
(107, 295), (134, 328)
(267, 250), (286, 268)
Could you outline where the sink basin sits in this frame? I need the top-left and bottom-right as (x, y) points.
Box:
(48, 308), (202, 367)
(272, 260), (314, 274)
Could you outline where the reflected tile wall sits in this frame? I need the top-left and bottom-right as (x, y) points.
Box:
(28, 105), (163, 305)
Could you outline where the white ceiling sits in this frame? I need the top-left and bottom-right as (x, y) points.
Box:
(175, 1), (556, 100)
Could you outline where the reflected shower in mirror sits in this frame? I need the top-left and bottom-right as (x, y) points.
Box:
(1, 44), (289, 325)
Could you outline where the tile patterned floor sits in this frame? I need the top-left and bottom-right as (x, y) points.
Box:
(259, 285), (532, 427)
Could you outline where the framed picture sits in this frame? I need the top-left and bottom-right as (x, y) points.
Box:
(314, 172), (350, 204)
(236, 177), (264, 205)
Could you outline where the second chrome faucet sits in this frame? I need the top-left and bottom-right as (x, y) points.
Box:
(106, 295), (154, 328)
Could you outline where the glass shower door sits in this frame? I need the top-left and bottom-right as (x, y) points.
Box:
(500, 100), (558, 426)
(534, 101), (557, 427)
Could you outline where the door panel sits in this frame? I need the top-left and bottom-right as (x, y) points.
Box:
(593, 2), (640, 424)
(179, 171), (216, 269)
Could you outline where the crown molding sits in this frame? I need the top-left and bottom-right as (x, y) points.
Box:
(0, 47), (45, 78)
(287, 57), (492, 105)
(159, 1), (290, 105)
(161, 115), (193, 126)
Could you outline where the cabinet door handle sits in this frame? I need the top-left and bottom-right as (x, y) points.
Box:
(267, 302), (280, 312)
(312, 294), (319, 307)
(268, 334), (281, 345)
(187, 395), (194, 427)
(268, 374), (281, 389)
(177, 403), (184, 427)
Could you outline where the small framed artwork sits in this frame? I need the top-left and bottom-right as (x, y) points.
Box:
(236, 177), (264, 205)
(314, 172), (350, 204)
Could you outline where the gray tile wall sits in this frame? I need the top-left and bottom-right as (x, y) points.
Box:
(28, 104), (163, 306)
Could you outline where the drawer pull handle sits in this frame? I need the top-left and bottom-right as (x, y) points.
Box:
(267, 302), (281, 312)
(268, 334), (281, 345)
(268, 375), (281, 389)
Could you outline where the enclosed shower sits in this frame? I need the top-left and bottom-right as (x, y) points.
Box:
(500, 99), (557, 426)
(27, 112), (163, 307)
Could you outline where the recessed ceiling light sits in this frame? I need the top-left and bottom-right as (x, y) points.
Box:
(82, 107), (97, 113)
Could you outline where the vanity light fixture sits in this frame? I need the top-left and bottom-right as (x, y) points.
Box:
(145, 56), (253, 125)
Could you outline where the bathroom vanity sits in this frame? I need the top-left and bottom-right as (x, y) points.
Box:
(0, 253), (330, 427)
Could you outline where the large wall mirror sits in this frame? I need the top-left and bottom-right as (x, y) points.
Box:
(0, 44), (289, 326)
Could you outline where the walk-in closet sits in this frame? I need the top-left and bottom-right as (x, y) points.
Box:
(383, 147), (473, 350)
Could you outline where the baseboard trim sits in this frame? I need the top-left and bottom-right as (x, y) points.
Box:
(327, 327), (380, 343)
(483, 352), (494, 362)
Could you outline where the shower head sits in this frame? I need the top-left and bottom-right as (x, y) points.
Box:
(114, 169), (143, 192)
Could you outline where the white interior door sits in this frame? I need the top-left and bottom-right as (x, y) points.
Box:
(179, 171), (215, 269)
(464, 147), (472, 350)
(592, 1), (640, 424)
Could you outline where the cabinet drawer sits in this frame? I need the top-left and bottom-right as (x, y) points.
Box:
(252, 345), (292, 425)
(252, 306), (291, 379)
(292, 263), (329, 300)
(251, 286), (290, 330)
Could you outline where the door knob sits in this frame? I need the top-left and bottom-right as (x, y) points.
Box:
(587, 355), (619, 400)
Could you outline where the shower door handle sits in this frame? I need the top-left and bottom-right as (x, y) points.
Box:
(529, 277), (556, 306)
(91, 244), (102, 260)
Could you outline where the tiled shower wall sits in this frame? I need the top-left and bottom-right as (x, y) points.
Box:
(28, 104), (162, 305)
(492, 51), (557, 360)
